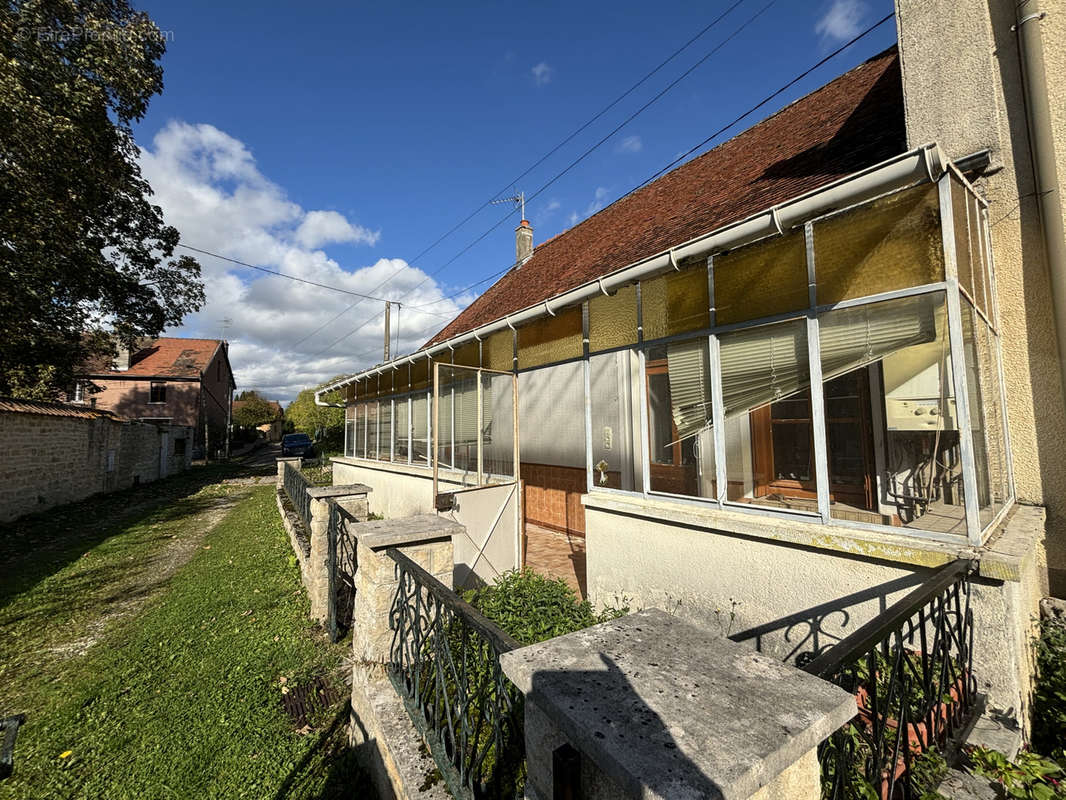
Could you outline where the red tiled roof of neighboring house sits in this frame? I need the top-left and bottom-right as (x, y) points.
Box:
(87, 338), (223, 378)
(0, 397), (119, 420)
(427, 47), (905, 346)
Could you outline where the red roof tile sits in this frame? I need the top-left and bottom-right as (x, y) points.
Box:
(427, 47), (905, 346)
(88, 338), (223, 378)
(0, 397), (119, 420)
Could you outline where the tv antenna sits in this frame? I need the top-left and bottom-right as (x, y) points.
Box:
(492, 191), (525, 220)
(218, 317), (233, 341)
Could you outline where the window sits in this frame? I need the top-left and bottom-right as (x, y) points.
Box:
(149, 382), (167, 403)
(720, 318), (811, 511)
(174, 438), (187, 457)
(644, 338), (715, 498)
(590, 350), (643, 491)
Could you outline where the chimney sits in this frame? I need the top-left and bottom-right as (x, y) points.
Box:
(515, 219), (533, 266)
(112, 335), (133, 371)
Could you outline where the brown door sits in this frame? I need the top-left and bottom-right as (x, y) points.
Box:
(751, 368), (875, 509)
(646, 359), (698, 496)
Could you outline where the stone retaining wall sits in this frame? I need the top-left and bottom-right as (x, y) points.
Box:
(0, 400), (192, 523)
(275, 459), (372, 624)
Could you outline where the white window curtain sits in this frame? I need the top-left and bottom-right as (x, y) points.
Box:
(665, 338), (712, 440)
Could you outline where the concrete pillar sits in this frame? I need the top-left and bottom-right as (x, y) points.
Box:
(350, 515), (460, 666)
(500, 609), (857, 800)
(307, 497), (331, 622)
(276, 456), (301, 487)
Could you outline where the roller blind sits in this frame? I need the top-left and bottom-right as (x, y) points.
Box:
(666, 338), (712, 440)
(819, 293), (938, 381)
(719, 320), (810, 419)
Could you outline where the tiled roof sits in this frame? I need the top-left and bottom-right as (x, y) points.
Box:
(427, 47), (905, 346)
(89, 338), (223, 378)
(0, 397), (119, 420)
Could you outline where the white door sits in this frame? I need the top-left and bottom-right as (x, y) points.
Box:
(159, 432), (169, 479)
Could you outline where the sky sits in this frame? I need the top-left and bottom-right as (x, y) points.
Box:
(133, 0), (896, 404)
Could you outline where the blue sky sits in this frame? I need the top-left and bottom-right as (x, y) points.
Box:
(133, 0), (896, 401)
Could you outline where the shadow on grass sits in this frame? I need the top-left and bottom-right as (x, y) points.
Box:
(0, 461), (264, 608)
(272, 701), (371, 800)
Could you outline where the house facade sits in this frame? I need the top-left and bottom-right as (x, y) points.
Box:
(319, 0), (1063, 730)
(77, 337), (236, 458)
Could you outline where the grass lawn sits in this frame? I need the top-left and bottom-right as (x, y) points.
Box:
(0, 474), (366, 799)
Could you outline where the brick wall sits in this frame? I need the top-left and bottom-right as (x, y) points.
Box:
(0, 407), (193, 523)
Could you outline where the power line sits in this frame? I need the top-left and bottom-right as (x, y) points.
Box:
(402, 12), (893, 323)
(397, 0), (753, 272)
(176, 242), (403, 304)
(312, 1), (778, 359)
(289, 0), (755, 354)
(629, 12), (895, 193)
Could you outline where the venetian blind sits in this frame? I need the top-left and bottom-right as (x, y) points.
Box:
(719, 320), (810, 419)
(665, 338), (712, 440)
(819, 294), (938, 382)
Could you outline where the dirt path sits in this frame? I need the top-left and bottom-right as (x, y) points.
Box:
(45, 487), (252, 660)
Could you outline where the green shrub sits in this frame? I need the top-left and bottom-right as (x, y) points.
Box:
(968, 747), (1064, 799)
(464, 568), (627, 646)
(1033, 617), (1066, 763)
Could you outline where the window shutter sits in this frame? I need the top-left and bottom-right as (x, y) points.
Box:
(666, 338), (712, 440)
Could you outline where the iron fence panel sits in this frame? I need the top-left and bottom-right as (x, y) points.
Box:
(386, 548), (524, 800)
(803, 559), (977, 799)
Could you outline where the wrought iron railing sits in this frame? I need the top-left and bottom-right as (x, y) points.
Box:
(282, 460), (312, 529)
(802, 559), (978, 800)
(386, 548), (525, 800)
(325, 501), (357, 643)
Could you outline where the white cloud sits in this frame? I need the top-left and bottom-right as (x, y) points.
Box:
(568, 187), (609, 226)
(295, 210), (379, 248)
(615, 135), (642, 154)
(531, 62), (553, 86)
(137, 121), (468, 403)
(815, 0), (868, 43)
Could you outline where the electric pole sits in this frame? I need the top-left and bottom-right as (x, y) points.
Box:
(383, 301), (391, 361)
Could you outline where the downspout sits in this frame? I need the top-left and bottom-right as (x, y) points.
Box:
(1016, 1), (1066, 406)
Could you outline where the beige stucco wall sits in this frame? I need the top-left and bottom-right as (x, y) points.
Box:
(584, 493), (1043, 729)
(895, 0), (1066, 592)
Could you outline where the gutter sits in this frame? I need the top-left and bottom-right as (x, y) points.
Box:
(315, 142), (945, 404)
(1015, 1), (1066, 407)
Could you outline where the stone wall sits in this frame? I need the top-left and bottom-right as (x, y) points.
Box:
(0, 402), (192, 523)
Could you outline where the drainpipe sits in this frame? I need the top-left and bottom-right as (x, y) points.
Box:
(1015, 1), (1066, 407)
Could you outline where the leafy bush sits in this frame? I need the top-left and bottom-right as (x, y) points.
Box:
(464, 568), (627, 646)
(1033, 617), (1066, 763)
(968, 747), (1064, 799)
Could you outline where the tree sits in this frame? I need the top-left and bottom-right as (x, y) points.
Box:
(0, 1), (204, 399)
(233, 393), (278, 429)
(285, 379), (345, 440)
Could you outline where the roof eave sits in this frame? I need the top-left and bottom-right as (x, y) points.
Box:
(315, 142), (945, 402)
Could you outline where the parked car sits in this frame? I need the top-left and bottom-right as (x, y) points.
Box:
(281, 433), (315, 457)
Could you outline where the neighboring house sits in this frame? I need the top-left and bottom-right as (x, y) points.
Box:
(318, 1), (1063, 732)
(75, 337), (236, 458)
(232, 398), (284, 442)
